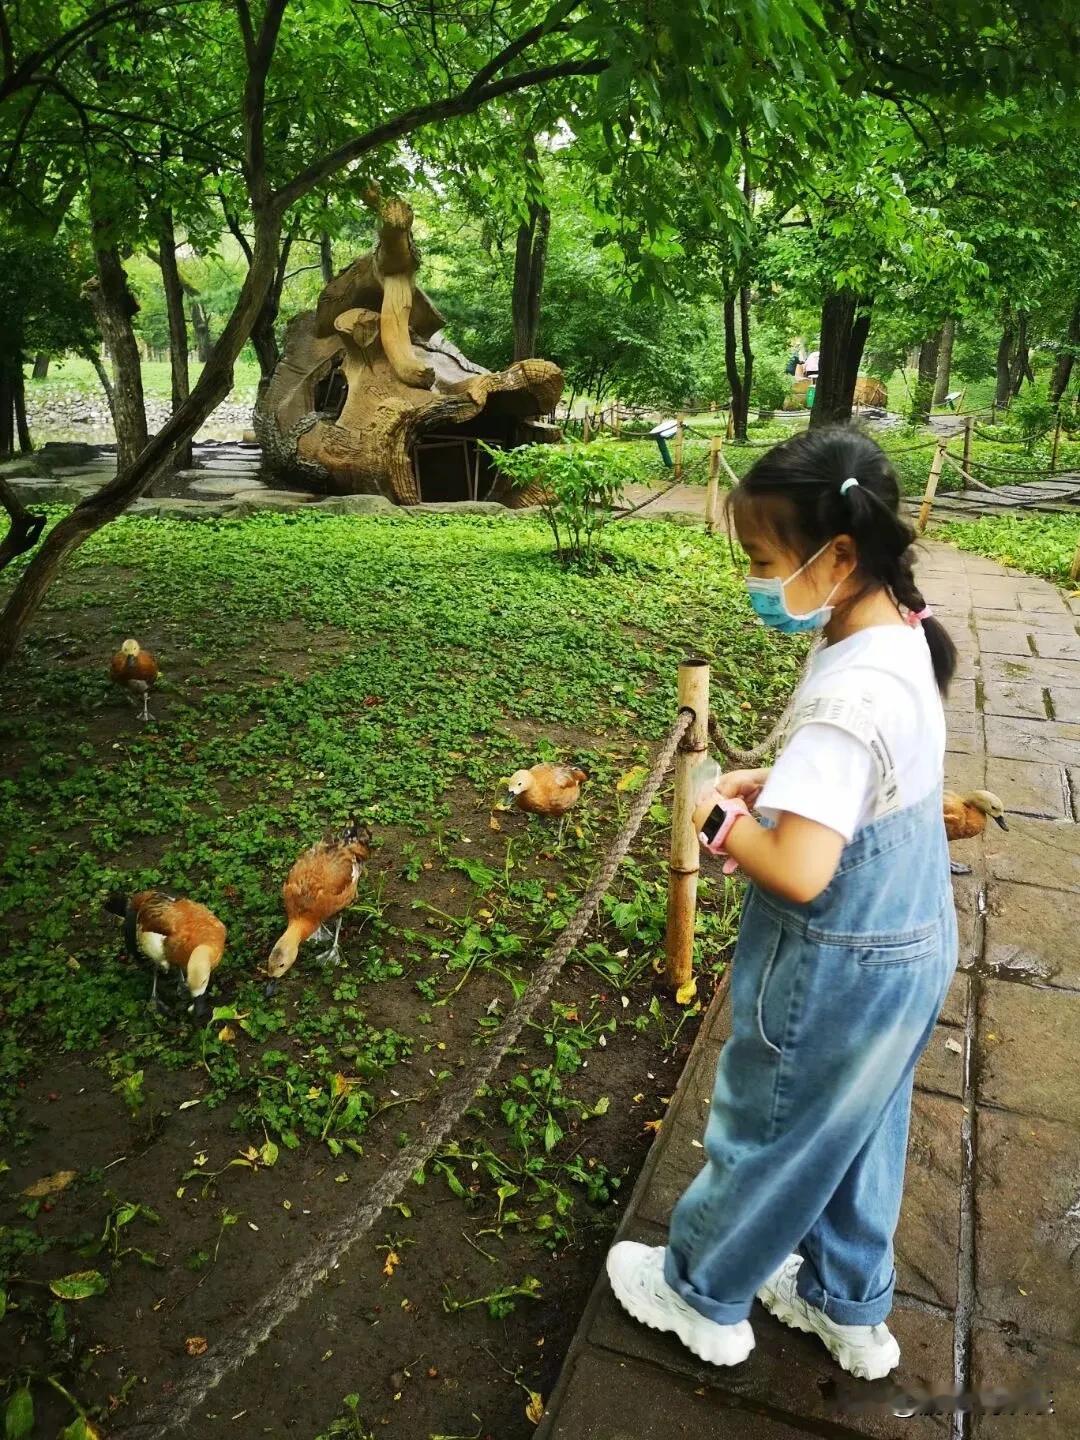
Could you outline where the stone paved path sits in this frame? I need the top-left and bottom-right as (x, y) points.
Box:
(537, 542), (1080, 1439)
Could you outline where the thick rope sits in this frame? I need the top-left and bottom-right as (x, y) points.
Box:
(707, 648), (815, 767)
(117, 709), (694, 1440)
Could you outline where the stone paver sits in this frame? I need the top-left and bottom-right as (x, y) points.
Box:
(974, 1108), (1080, 1344)
(537, 532), (1080, 1439)
(977, 982), (1080, 1122)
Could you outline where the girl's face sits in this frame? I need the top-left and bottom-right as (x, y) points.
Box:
(735, 517), (856, 619)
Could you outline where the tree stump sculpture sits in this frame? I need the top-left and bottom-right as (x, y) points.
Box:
(255, 194), (563, 505)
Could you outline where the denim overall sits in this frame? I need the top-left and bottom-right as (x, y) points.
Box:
(664, 765), (957, 1327)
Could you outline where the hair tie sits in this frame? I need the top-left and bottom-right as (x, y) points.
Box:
(840, 477), (859, 496)
(905, 605), (933, 628)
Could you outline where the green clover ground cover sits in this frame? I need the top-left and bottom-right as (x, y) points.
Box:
(935, 514), (1080, 585)
(0, 510), (797, 1437)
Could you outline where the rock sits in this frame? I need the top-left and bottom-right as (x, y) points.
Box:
(310, 494), (396, 515)
(412, 500), (507, 516)
(35, 441), (103, 466)
(223, 489), (316, 515)
(6, 478), (84, 504)
(187, 477), (260, 498)
(146, 498), (234, 520)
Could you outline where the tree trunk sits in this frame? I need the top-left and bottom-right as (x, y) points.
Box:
(90, 351), (116, 418)
(810, 290), (872, 429)
(0, 361), (14, 459)
(84, 237), (148, 468)
(0, 212), (284, 668)
(14, 363), (32, 452)
(1049, 302), (1080, 405)
(912, 329), (942, 423)
(511, 202), (550, 362)
(933, 316), (955, 405)
(995, 309), (1016, 408)
(189, 300), (213, 362)
(158, 209), (193, 469)
(1008, 310), (1029, 396)
(723, 287), (753, 441)
(319, 232), (334, 285)
(250, 229), (294, 390)
(32, 353), (50, 380)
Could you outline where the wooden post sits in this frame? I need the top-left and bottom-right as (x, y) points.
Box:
(1051, 416), (1062, 472)
(665, 658), (710, 1001)
(917, 439), (948, 535)
(962, 414), (973, 474)
(613, 402), (621, 437)
(582, 412), (591, 444)
(674, 416), (685, 479)
(725, 408), (735, 440)
(1069, 534), (1080, 584)
(706, 435), (721, 533)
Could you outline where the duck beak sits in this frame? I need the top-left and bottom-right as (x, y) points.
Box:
(190, 994), (211, 1025)
(264, 978), (278, 998)
(994, 815), (1009, 830)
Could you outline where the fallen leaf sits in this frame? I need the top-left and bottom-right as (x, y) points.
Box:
(489, 815), (502, 831)
(185, 1336), (208, 1357)
(178, 1098), (202, 1111)
(675, 978), (697, 1006)
(5, 1386), (33, 1440)
(259, 1140), (279, 1167)
(217, 1025), (236, 1043)
(22, 1169), (77, 1198)
(525, 1391), (545, 1425)
(616, 765), (647, 793)
(382, 1249), (401, 1277)
(632, 1093), (644, 1104)
(643, 1118), (663, 1134)
(49, 1270), (107, 1301)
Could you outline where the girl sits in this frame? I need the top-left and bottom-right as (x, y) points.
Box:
(607, 426), (958, 1381)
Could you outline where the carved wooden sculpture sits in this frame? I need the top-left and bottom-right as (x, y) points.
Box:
(256, 194), (563, 504)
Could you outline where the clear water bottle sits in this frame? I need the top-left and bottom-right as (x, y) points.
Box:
(692, 754), (722, 805)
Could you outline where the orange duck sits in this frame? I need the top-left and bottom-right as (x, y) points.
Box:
(109, 638), (159, 721)
(105, 889), (226, 1020)
(265, 820), (372, 991)
(943, 790), (1007, 875)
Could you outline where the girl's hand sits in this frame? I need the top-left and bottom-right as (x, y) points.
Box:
(715, 768), (769, 807)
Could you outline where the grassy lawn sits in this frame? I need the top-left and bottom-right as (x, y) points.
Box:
(0, 510), (798, 1438)
(24, 355), (263, 404)
(935, 513), (1080, 585)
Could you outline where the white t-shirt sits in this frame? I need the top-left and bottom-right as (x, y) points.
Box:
(757, 625), (945, 843)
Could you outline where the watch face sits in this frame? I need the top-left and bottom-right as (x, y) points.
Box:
(701, 803), (727, 844)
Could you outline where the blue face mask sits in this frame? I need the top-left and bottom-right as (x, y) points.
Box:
(745, 541), (841, 634)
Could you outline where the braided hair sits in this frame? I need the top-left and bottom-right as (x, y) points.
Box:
(730, 425), (957, 695)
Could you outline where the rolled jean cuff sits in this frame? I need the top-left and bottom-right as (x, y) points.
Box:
(662, 1246), (752, 1325)
(796, 1264), (895, 1326)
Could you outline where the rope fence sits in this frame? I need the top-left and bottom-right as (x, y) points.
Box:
(118, 702), (700, 1440)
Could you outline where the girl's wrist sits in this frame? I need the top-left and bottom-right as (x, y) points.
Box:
(699, 794), (750, 855)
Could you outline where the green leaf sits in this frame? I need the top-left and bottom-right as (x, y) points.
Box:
(49, 1269), (108, 1301)
(259, 1140), (279, 1167)
(4, 1387), (33, 1440)
(543, 1116), (563, 1153)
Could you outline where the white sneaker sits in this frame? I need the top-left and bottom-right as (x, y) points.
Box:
(606, 1242), (755, 1367)
(757, 1254), (900, 1380)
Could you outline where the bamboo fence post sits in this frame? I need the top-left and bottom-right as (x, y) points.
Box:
(917, 439), (948, 534)
(674, 416), (685, 479)
(1051, 416), (1062, 472)
(665, 658), (710, 1000)
(613, 401), (621, 437)
(582, 412), (592, 444)
(706, 435), (722, 533)
(725, 408), (735, 440)
(1070, 534), (1080, 584)
(962, 414), (973, 474)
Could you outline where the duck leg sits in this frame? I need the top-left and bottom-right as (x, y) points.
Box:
(316, 915), (344, 966)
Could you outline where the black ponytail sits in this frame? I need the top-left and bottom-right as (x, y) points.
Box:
(730, 425), (958, 696)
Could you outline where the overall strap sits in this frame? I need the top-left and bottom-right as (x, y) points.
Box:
(781, 692), (900, 819)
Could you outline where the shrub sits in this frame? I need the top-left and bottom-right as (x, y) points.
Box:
(750, 358), (789, 412)
(1010, 385), (1056, 448)
(485, 440), (633, 569)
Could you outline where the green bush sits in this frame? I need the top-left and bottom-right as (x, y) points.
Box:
(751, 358), (789, 412)
(1010, 385), (1056, 448)
(485, 440), (633, 569)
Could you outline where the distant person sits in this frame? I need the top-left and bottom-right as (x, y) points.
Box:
(607, 427), (958, 1383)
(785, 338), (805, 377)
(803, 347), (820, 381)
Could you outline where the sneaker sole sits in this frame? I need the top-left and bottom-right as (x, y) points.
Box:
(607, 1262), (755, 1368)
(757, 1280), (900, 1381)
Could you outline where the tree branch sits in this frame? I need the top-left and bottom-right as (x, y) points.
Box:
(0, 478), (47, 574)
(274, 54), (606, 212)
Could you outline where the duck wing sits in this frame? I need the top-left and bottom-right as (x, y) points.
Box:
(283, 843), (360, 925)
